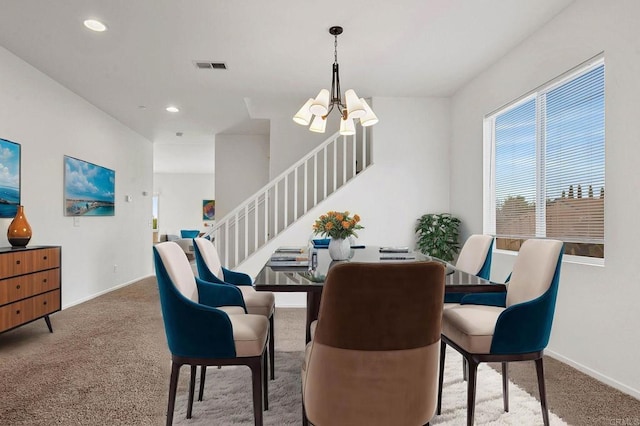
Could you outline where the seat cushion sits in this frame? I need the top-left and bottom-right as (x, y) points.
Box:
(238, 286), (275, 318)
(228, 314), (269, 357)
(443, 303), (459, 310)
(217, 306), (246, 315)
(441, 304), (504, 354)
(302, 340), (440, 425)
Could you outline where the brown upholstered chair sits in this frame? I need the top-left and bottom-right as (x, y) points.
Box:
(301, 261), (445, 426)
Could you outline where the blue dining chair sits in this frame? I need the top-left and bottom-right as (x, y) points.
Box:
(193, 238), (276, 383)
(437, 238), (564, 426)
(444, 234), (494, 305)
(153, 242), (269, 426)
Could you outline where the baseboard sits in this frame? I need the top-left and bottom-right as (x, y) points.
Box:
(546, 349), (640, 400)
(61, 275), (154, 310)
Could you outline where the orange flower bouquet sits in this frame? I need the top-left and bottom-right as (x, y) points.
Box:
(312, 210), (364, 240)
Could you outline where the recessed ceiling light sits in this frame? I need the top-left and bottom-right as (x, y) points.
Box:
(84, 19), (107, 32)
(166, 106), (180, 113)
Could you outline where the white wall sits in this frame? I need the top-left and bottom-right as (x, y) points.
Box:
(450, 0), (640, 397)
(269, 117), (335, 178)
(153, 173), (214, 236)
(238, 97), (452, 305)
(214, 134), (269, 219)
(0, 45), (153, 308)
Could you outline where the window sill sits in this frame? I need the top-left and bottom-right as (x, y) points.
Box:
(493, 248), (604, 267)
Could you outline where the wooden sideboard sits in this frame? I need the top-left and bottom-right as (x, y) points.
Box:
(0, 246), (61, 334)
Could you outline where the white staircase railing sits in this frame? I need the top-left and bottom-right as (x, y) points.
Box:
(205, 126), (372, 268)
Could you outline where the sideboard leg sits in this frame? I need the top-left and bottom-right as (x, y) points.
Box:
(44, 315), (53, 333)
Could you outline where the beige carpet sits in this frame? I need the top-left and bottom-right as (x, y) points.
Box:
(1, 276), (639, 425)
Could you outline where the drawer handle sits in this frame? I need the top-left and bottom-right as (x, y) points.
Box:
(16, 284), (20, 290)
(43, 256), (48, 260)
(43, 301), (47, 305)
(43, 279), (48, 283)
(16, 309), (20, 315)
(16, 260), (20, 265)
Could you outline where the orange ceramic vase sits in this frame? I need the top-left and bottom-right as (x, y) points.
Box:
(7, 205), (32, 247)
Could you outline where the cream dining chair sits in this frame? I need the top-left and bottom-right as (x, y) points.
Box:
(193, 238), (276, 382)
(437, 238), (564, 426)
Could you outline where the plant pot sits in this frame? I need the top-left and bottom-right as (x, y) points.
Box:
(328, 238), (351, 261)
(7, 205), (32, 247)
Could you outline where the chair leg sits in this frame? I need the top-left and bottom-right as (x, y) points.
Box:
(466, 359), (478, 426)
(302, 394), (309, 426)
(166, 361), (181, 426)
(269, 313), (275, 380)
(502, 362), (509, 412)
(262, 351), (269, 411)
(436, 340), (447, 415)
(198, 365), (207, 401)
(187, 365), (196, 419)
(463, 358), (468, 381)
(249, 356), (264, 426)
(535, 357), (550, 426)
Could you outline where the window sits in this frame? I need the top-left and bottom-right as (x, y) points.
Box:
(485, 59), (605, 258)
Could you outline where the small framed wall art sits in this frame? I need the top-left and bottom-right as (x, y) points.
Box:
(64, 156), (115, 216)
(203, 199), (215, 221)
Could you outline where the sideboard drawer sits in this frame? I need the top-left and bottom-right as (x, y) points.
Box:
(0, 247), (60, 279)
(26, 247), (61, 272)
(0, 290), (60, 332)
(0, 270), (60, 305)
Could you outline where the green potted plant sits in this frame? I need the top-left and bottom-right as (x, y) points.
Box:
(415, 213), (461, 262)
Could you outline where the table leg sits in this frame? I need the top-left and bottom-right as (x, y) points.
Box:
(306, 292), (322, 343)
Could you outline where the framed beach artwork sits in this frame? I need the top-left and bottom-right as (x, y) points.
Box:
(202, 199), (215, 221)
(64, 156), (115, 216)
(0, 138), (21, 219)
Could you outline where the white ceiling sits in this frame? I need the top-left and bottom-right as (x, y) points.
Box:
(0, 0), (574, 173)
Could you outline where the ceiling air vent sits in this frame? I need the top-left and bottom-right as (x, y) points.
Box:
(194, 61), (227, 70)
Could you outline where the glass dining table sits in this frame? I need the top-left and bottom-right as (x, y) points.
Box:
(253, 246), (505, 343)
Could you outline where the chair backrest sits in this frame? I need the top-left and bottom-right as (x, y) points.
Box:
(303, 261), (445, 425)
(506, 239), (564, 307)
(193, 237), (224, 280)
(456, 234), (494, 279)
(180, 229), (200, 238)
(489, 239), (564, 354)
(153, 242), (236, 358)
(155, 241), (199, 302)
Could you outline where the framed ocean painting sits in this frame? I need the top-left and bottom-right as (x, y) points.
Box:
(64, 156), (115, 216)
(0, 138), (21, 219)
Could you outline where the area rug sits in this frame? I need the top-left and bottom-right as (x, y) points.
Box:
(173, 349), (568, 425)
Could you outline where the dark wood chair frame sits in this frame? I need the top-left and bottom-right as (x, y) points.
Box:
(437, 335), (549, 426)
(166, 347), (268, 426)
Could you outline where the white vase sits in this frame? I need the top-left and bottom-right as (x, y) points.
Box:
(328, 238), (351, 261)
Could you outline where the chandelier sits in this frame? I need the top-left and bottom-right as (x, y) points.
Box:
(293, 26), (378, 135)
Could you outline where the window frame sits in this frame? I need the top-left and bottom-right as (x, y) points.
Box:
(483, 55), (605, 264)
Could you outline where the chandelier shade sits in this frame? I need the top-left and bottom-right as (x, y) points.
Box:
(309, 115), (327, 133)
(293, 26), (377, 135)
(345, 89), (366, 119)
(339, 117), (356, 136)
(359, 98), (379, 127)
(293, 98), (314, 126)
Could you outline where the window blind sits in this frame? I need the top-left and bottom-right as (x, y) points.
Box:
(489, 61), (605, 257)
